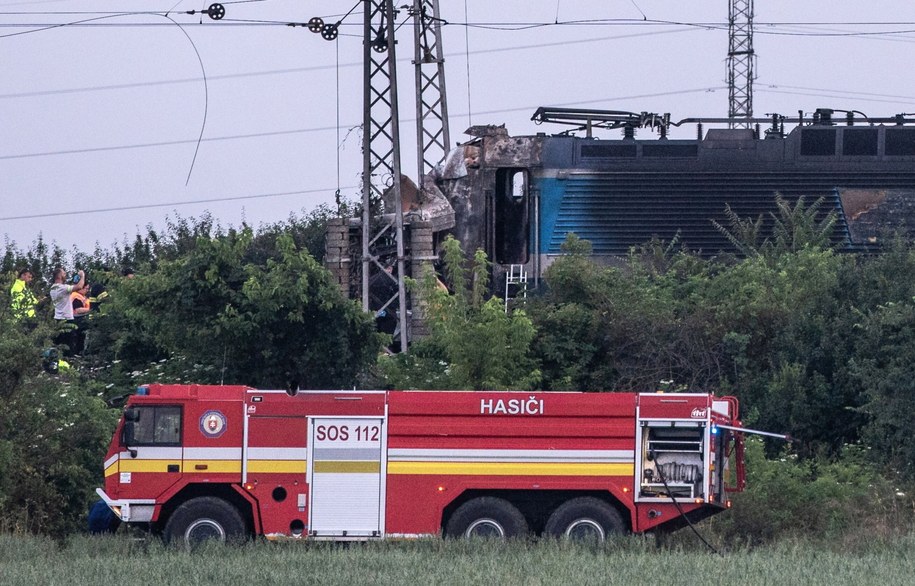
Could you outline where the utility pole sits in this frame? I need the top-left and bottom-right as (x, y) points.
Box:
(727, 0), (755, 129)
(362, 0), (408, 351)
(412, 0), (451, 182)
(325, 1), (450, 352)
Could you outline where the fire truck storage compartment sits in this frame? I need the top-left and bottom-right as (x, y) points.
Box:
(307, 417), (386, 538)
(638, 423), (706, 500)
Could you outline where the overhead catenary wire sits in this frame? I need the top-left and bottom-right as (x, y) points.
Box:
(0, 87), (729, 161)
(5, 81), (913, 164)
(0, 5), (910, 162)
(0, 28), (697, 100)
(0, 15), (915, 160)
(0, 0), (275, 13)
(0, 186), (359, 222)
(335, 34), (342, 207)
(0, 124), (344, 160)
(0, 20), (912, 40)
(4, 10), (915, 42)
(758, 88), (915, 106)
(463, 0), (473, 127)
(0, 12), (135, 39)
(161, 13), (209, 186)
(629, 0), (648, 21)
(5, 11), (915, 26)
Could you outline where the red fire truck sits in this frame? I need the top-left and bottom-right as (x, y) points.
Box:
(97, 384), (748, 545)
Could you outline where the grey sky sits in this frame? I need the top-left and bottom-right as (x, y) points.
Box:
(2, 0), (914, 254)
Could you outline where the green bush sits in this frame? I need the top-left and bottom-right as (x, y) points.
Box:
(0, 294), (117, 534)
(693, 438), (914, 548)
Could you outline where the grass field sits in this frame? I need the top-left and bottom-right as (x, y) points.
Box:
(3, 533), (913, 586)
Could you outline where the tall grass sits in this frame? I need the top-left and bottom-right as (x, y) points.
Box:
(3, 534), (915, 586)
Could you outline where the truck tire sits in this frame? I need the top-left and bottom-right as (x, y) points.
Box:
(163, 497), (246, 547)
(445, 497), (529, 539)
(544, 497), (625, 542)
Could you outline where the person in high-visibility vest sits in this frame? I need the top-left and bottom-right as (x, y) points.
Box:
(10, 267), (38, 319)
(70, 288), (91, 316)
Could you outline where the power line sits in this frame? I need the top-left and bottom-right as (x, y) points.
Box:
(4, 15), (915, 31)
(766, 84), (915, 101)
(0, 21), (287, 28)
(0, 28), (695, 100)
(9, 86), (912, 224)
(0, 125), (341, 160)
(0, 0), (272, 10)
(0, 186), (356, 222)
(463, 0), (472, 126)
(0, 87), (727, 161)
(6, 83), (913, 163)
(767, 23), (915, 43)
(450, 18), (915, 35)
(758, 88), (915, 106)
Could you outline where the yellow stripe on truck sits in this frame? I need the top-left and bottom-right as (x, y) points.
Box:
(388, 461), (634, 477)
(248, 460), (307, 474)
(113, 459), (309, 475)
(314, 461), (381, 474)
(183, 460), (241, 474)
(118, 460), (182, 474)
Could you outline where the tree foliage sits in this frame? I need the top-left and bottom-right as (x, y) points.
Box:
(380, 236), (540, 391)
(0, 283), (116, 534)
(712, 194), (839, 258)
(0, 214), (380, 534)
(102, 228), (381, 390)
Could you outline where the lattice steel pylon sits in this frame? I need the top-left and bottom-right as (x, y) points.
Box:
(727, 0), (755, 129)
(362, 0), (408, 351)
(412, 0), (451, 182)
(357, 0), (451, 353)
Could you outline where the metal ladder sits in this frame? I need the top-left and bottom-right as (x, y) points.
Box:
(504, 264), (528, 311)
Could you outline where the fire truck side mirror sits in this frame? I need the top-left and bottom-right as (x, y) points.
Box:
(122, 408), (139, 458)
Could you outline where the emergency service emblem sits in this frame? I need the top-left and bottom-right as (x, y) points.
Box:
(199, 410), (227, 438)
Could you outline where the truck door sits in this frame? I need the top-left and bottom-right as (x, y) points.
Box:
(307, 417), (386, 538)
(119, 405), (184, 501)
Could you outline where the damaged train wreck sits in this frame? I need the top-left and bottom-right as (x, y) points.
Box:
(326, 107), (915, 342)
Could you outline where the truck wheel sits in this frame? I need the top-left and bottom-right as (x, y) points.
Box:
(163, 497), (246, 547)
(544, 497), (625, 542)
(445, 497), (529, 539)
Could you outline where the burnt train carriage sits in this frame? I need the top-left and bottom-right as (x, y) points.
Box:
(435, 110), (915, 286)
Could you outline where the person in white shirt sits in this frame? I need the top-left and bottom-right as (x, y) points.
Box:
(50, 267), (86, 355)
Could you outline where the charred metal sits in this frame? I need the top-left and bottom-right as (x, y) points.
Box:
(327, 107), (915, 339)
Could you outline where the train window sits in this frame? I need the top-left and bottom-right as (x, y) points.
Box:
(495, 168), (529, 265)
(511, 171), (524, 198)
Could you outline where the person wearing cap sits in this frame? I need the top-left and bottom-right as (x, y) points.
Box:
(10, 267), (38, 319)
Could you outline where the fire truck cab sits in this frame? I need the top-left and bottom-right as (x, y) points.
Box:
(98, 385), (745, 546)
